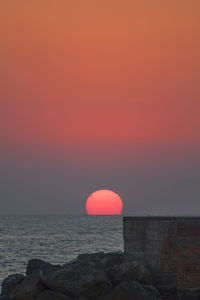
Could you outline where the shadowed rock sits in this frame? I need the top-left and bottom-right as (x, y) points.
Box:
(77, 252), (124, 269)
(26, 259), (61, 276)
(1, 274), (24, 296)
(40, 262), (112, 298)
(9, 270), (44, 300)
(100, 280), (162, 300)
(106, 261), (152, 285)
(35, 290), (75, 300)
(1, 252), (184, 300)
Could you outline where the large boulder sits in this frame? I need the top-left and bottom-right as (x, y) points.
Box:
(102, 252), (124, 268)
(100, 280), (162, 300)
(77, 252), (104, 267)
(106, 261), (152, 285)
(35, 290), (74, 300)
(63, 258), (77, 266)
(40, 262), (112, 299)
(9, 270), (44, 300)
(1, 274), (24, 296)
(156, 285), (177, 300)
(77, 252), (124, 269)
(26, 259), (61, 276)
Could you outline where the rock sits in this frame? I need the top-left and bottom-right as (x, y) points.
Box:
(77, 251), (124, 269)
(77, 252), (105, 266)
(100, 280), (162, 300)
(106, 261), (152, 285)
(9, 270), (44, 300)
(35, 290), (74, 300)
(156, 285), (177, 300)
(100, 252), (124, 268)
(26, 259), (61, 276)
(41, 262), (112, 299)
(63, 258), (78, 266)
(80, 281), (112, 300)
(1, 274), (24, 296)
(0, 253), (170, 300)
(35, 291), (90, 300)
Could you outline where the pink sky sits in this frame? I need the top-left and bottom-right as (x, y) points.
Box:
(0, 1), (199, 214)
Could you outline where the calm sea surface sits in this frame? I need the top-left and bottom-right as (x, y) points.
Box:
(0, 215), (123, 288)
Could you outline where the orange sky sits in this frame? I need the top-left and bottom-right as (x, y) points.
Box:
(0, 0), (200, 162)
(0, 1), (200, 214)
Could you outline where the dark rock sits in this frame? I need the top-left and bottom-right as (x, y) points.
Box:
(106, 261), (152, 285)
(63, 258), (78, 266)
(36, 292), (90, 300)
(156, 285), (177, 300)
(81, 282), (112, 300)
(41, 262), (112, 299)
(177, 287), (200, 300)
(77, 252), (104, 266)
(9, 270), (44, 300)
(100, 280), (162, 300)
(35, 290), (74, 300)
(101, 252), (124, 268)
(77, 252), (124, 269)
(1, 253), (181, 300)
(26, 259), (61, 276)
(1, 274), (24, 296)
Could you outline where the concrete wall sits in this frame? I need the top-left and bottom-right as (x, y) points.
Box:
(123, 217), (200, 288)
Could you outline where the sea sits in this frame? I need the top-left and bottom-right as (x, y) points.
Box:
(0, 215), (123, 289)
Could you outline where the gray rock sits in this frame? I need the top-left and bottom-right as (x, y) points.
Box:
(36, 291), (90, 300)
(35, 290), (74, 300)
(106, 261), (152, 285)
(77, 252), (105, 267)
(9, 270), (44, 300)
(1, 274), (24, 296)
(41, 262), (112, 299)
(100, 252), (124, 269)
(80, 281), (112, 300)
(156, 285), (177, 300)
(101, 280), (161, 300)
(26, 259), (61, 276)
(77, 251), (124, 269)
(63, 258), (78, 266)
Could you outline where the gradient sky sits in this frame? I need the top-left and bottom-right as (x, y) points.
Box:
(0, 0), (200, 214)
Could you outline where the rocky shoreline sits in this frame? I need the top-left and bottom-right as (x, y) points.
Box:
(1, 252), (200, 300)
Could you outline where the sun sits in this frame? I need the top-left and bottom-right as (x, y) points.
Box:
(86, 190), (123, 215)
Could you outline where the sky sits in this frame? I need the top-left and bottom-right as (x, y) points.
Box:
(0, 0), (200, 215)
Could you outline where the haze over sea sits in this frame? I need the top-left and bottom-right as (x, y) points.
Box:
(0, 215), (123, 288)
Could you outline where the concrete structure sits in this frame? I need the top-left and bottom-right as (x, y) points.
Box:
(123, 217), (200, 288)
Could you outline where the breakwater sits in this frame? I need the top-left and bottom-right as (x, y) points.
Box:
(1, 216), (200, 300)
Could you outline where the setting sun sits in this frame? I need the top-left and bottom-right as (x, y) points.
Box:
(86, 190), (123, 215)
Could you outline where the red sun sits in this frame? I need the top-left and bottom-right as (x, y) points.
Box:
(86, 190), (123, 215)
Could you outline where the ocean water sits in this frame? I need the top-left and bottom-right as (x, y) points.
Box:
(0, 215), (123, 288)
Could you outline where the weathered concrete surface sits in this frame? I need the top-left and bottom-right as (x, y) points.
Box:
(123, 217), (200, 289)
